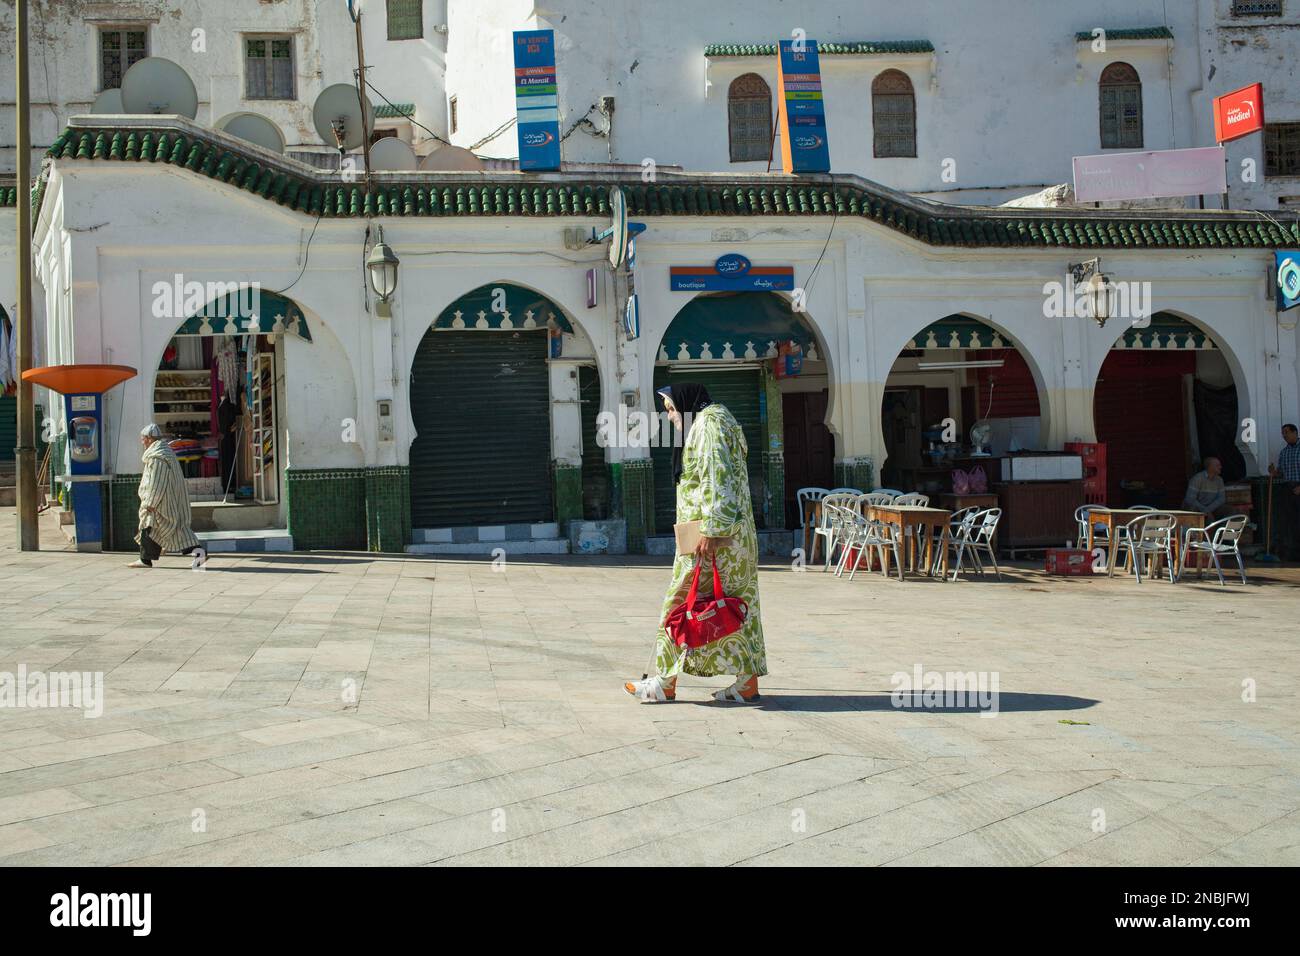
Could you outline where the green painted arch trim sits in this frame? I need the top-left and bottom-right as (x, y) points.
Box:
(431, 283), (575, 334)
(173, 288), (312, 341)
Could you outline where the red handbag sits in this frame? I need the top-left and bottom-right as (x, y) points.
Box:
(663, 557), (749, 650)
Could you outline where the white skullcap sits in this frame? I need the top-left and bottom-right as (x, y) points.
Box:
(140, 423), (163, 439)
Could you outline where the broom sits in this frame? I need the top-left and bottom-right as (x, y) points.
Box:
(1257, 476), (1280, 563)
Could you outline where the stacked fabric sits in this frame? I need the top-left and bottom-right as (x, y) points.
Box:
(168, 438), (203, 462)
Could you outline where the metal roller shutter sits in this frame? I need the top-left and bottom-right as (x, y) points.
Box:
(0, 396), (15, 462)
(578, 365), (609, 519)
(409, 330), (553, 527)
(651, 367), (764, 534)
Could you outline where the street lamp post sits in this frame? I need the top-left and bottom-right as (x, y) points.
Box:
(14, 0), (39, 550)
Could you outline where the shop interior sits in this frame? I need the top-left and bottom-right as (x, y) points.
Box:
(879, 318), (1043, 495)
(152, 333), (281, 516)
(1093, 315), (1244, 508)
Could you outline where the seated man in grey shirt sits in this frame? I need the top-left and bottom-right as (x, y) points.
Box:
(1183, 456), (1229, 518)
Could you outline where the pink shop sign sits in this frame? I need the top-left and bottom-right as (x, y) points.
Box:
(1073, 146), (1226, 203)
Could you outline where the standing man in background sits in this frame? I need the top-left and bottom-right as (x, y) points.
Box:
(1267, 423), (1300, 560)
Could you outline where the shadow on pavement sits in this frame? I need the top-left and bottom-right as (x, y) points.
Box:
(754, 690), (1099, 713)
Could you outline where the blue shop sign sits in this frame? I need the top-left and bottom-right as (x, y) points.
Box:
(670, 254), (794, 292)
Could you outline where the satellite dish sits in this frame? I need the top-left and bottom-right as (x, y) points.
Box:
(608, 186), (628, 269)
(91, 88), (124, 114)
(368, 137), (418, 171)
(120, 57), (198, 118)
(215, 112), (285, 154)
(418, 145), (485, 172)
(312, 83), (373, 152)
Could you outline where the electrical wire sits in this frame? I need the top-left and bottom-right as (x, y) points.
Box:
(802, 172), (839, 299)
(270, 207), (324, 296)
(469, 116), (518, 151)
(364, 78), (453, 148)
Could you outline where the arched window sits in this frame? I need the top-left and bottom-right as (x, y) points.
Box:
(872, 70), (916, 158)
(728, 73), (772, 163)
(1099, 62), (1143, 149)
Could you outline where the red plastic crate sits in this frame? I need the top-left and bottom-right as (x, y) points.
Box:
(1069, 442), (1108, 505)
(1065, 442), (1106, 468)
(1045, 548), (1096, 575)
(1083, 476), (1107, 505)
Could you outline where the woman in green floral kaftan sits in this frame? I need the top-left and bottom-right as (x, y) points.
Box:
(624, 383), (767, 704)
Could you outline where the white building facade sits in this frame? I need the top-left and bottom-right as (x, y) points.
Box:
(26, 115), (1300, 554)
(4, 1), (1300, 553)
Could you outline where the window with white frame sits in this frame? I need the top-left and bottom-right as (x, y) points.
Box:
(99, 27), (148, 90)
(245, 36), (295, 100)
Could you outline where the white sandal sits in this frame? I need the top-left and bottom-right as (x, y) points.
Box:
(624, 674), (675, 703)
(712, 675), (760, 704)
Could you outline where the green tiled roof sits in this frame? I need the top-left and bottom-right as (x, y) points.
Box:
(1074, 26), (1173, 41)
(705, 41), (934, 57)
(374, 101), (416, 119)
(40, 122), (1300, 251)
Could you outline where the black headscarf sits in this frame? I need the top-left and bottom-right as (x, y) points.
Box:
(658, 383), (713, 483)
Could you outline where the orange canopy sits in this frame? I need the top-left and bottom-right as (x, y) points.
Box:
(22, 364), (138, 395)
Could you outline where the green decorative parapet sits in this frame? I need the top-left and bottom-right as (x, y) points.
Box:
(368, 466), (410, 553)
(554, 461), (583, 529)
(834, 457), (874, 492)
(613, 458), (655, 553)
(286, 468), (366, 551)
(102, 473), (142, 552)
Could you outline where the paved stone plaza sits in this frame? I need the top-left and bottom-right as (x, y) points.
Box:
(2, 513), (1298, 867)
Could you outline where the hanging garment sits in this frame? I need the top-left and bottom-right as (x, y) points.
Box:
(216, 337), (240, 395)
(0, 316), (13, 391)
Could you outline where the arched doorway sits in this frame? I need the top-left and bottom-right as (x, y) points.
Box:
(1093, 313), (1244, 508)
(652, 291), (830, 531)
(409, 283), (605, 529)
(148, 288), (311, 533)
(879, 315), (1046, 497)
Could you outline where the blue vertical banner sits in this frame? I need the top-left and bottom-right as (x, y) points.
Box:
(776, 39), (831, 174)
(514, 30), (562, 171)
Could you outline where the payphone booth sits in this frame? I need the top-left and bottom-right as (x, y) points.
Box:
(21, 364), (138, 552)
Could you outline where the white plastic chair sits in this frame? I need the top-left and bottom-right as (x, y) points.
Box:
(1178, 514), (1248, 586)
(1075, 505), (1111, 550)
(1112, 512), (1176, 583)
(811, 492), (858, 570)
(931, 507), (978, 574)
(796, 487), (831, 551)
(893, 493), (930, 507)
(834, 507), (903, 581)
(857, 492), (895, 509)
(950, 508), (1002, 581)
(873, 488), (904, 500)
